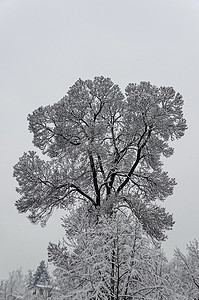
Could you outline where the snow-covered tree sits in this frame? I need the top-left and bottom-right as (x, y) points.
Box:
(172, 239), (199, 299)
(25, 269), (34, 290)
(0, 269), (27, 300)
(0, 267), (52, 300)
(32, 260), (50, 287)
(14, 76), (187, 241)
(48, 206), (183, 300)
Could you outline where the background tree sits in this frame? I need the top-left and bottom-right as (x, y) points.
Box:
(0, 267), (52, 300)
(13, 76), (187, 241)
(25, 269), (34, 290)
(0, 269), (27, 300)
(32, 260), (50, 287)
(172, 239), (199, 299)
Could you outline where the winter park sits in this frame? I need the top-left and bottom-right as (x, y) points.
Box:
(1, 1), (199, 299)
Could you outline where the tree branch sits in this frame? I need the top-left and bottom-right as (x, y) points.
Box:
(70, 184), (96, 206)
(88, 151), (101, 206)
(117, 127), (152, 194)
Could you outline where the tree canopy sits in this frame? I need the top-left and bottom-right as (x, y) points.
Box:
(13, 76), (187, 241)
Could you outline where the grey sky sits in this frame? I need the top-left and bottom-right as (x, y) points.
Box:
(0, 0), (199, 279)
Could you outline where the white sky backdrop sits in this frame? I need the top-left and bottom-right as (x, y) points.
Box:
(0, 0), (199, 279)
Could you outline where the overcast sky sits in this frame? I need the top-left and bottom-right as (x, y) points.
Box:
(1, 0), (199, 279)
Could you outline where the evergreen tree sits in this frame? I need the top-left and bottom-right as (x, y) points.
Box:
(33, 260), (50, 287)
